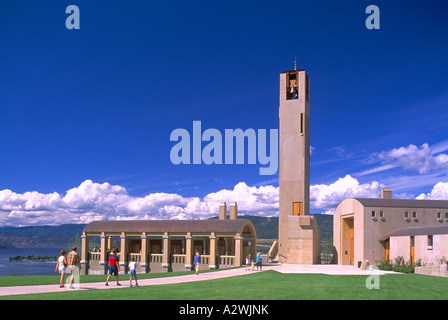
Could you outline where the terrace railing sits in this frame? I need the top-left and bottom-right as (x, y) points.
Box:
(150, 253), (163, 263)
(172, 254), (186, 264)
(89, 252), (101, 261)
(219, 255), (235, 268)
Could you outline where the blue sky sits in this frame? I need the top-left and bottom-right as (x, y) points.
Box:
(0, 1), (448, 226)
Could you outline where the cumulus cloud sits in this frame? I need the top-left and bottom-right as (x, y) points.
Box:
(310, 175), (382, 212)
(416, 182), (448, 200)
(2, 175), (445, 227)
(0, 180), (279, 227)
(203, 182), (279, 217)
(0, 175), (377, 226)
(0, 180), (193, 227)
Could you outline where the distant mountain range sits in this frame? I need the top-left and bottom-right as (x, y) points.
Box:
(0, 214), (333, 248)
(0, 224), (86, 248)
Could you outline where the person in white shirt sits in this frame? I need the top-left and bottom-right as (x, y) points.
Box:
(128, 257), (139, 287)
(54, 250), (67, 288)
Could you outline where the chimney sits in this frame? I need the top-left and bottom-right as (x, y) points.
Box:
(381, 188), (392, 199)
(230, 202), (238, 220)
(219, 202), (227, 220)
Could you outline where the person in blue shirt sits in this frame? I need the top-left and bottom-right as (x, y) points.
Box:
(256, 252), (263, 271)
(193, 252), (200, 275)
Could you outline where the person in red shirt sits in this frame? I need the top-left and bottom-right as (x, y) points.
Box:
(105, 249), (121, 286)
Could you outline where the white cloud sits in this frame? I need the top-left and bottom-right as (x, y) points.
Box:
(378, 143), (448, 174)
(359, 142), (448, 176)
(203, 182), (279, 217)
(2, 175), (445, 227)
(416, 182), (448, 200)
(310, 175), (382, 212)
(0, 180), (279, 227)
(0, 180), (195, 226)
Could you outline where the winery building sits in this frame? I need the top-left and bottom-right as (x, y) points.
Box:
(333, 188), (448, 267)
(79, 202), (257, 275)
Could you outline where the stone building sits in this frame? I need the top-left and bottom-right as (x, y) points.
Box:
(333, 188), (448, 267)
(80, 202), (257, 275)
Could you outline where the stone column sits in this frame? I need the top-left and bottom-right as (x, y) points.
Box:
(119, 233), (128, 274)
(107, 236), (114, 251)
(80, 233), (89, 275)
(140, 233), (148, 273)
(234, 235), (243, 267)
(100, 233), (108, 274)
(251, 238), (257, 261)
(185, 233), (193, 271)
(162, 233), (171, 272)
(209, 233), (218, 269)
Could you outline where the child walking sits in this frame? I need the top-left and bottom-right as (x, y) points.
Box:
(129, 257), (139, 287)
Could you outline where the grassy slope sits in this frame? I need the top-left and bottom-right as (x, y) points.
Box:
(2, 271), (448, 300)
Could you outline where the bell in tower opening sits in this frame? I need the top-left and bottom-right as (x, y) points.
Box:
(286, 72), (298, 100)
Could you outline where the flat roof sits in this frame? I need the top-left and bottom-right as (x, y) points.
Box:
(380, 225), (448, 241)
(83, 219), (255, 235)
(282, 69), (305, 74)
(354, 198), (448, 209)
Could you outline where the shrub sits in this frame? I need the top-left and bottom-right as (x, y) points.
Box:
(377, 257), (394, 271)
(377, 256), (415, 273)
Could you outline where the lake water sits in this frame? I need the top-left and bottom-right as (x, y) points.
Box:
(0, 247), (62, 276)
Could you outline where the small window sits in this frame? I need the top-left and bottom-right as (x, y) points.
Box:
(379, 211), (384, 218)
(300, 113), (304, 135)
(405, 211), (409, 219)
(438, 212), (442, 219)
(306, 75), (310, 102)
(445, 212), (448, 219)
(427, 235), (433, 249)
(371, 210), (376, 218)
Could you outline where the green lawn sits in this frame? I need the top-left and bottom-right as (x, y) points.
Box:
(1, 270), (448, 300)
(0, 268), (219, 287)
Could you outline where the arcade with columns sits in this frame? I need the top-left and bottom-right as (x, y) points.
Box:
(80, 202), (257, 275)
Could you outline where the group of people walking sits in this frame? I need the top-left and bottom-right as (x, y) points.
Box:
(245, 252), (263, 271)
(54, 246), (82, 289)
(55, 248), (264, 289)
(55, 246), (139, 288)
(105, 248), (139, 287)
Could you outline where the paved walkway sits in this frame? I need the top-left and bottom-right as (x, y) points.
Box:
(0, 264), (396, 297)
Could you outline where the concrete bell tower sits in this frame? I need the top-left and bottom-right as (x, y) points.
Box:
(278, 67), (320, 264)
